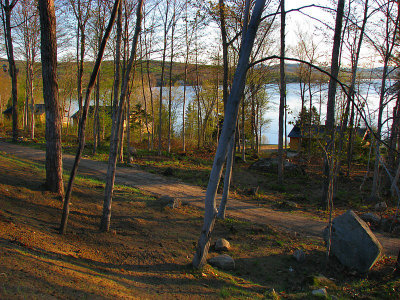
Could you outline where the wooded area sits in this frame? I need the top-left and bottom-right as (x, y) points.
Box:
(0, 0), (400, 298)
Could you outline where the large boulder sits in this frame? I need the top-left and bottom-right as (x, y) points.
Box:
(249, 158), (305, 175)
(323, 210), (383, 273)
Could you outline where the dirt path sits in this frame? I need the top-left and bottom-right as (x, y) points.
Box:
(0, 141), (398, 257)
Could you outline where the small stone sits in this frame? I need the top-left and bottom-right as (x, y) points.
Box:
(312, 288), (327, 297)
(159, 195), (181, 209)
(293, 249), (305, 262)
(374, 201), (388, 212)
(215, 238), (231, 251)
(208, 254), (235, 270)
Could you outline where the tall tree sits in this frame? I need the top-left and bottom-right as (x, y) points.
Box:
(100, 0), (144, 232)
(158, 0), (171, 155)
(370, 0), (400, 201)
(1, 0), (19, 142)
(69, 0), (92, 125)
(59, 0), (121, 234)
(321, 0), (345, 208)
(193, 0), (267, 269)
(39, 0), (64, 195)
(277, 0), (286, 184)
(167, 0), (176, 153)
(218, 0), (251, 219)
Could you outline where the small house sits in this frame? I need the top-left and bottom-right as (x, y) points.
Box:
(3, 104), (46, 123)
(288, 125), (302, 151)
(288, 124), (369, 152)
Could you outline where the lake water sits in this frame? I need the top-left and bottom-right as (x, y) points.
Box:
(66, 80), (389, 145)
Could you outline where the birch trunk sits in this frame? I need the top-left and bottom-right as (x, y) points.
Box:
(192, 0), (266, 269)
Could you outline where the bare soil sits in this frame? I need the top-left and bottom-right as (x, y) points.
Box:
(0, 152), (399, 299)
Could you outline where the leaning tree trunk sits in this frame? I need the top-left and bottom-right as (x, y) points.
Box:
(39, 0), (64, 196)
(59, 0), (121, 234)
(217, 0), (250, 220)
(192, 0), (266, 269)
(100, 0), (144, 232)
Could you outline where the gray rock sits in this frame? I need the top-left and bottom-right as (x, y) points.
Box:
(360, 212), (380, 225)
(293, 249), (305, 262)
(323, 210), (383, 273)
(312, 288), (328, 298)
(208, 254), (235, 270)
(215, 238), (231, 251)
(159, 195), (181, 209)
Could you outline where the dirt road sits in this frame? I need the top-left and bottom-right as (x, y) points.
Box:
(0, 141), (398, 256)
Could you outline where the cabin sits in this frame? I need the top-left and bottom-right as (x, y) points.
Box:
(288, 125), (302, 151)
(288, 124), (369, 152)
(3, 104), (46, 123)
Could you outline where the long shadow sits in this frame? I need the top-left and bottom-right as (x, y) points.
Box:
(0, 237), (223, 297)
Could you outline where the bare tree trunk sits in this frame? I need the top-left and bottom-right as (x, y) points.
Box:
(278, 0), (286, 184)
(370, 2), (400, 201)
(112, 1), (122, 131)
(182, 1), (190, 152)
(2, 0), (19, 142)
(217, 136), (234, 219)
(146, 58), (154, 151)
(93, 73), (100, 154)
(217, 0), (250, 219)
(39, 0), (64, 196)
(219, 0), (228, 108)
(29, 59), (35, 139)
(167, 1), (176, 153)
(140, 54), (151, 151)
(321, 0), (345, 208)
(100, 0), (143, 232)
(192, 0), (266, 269)
(241, 96), (246, 161)
(158, 0), (170, 156)
(338, 0), (368, 177)
(60, 0), (121, 234)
